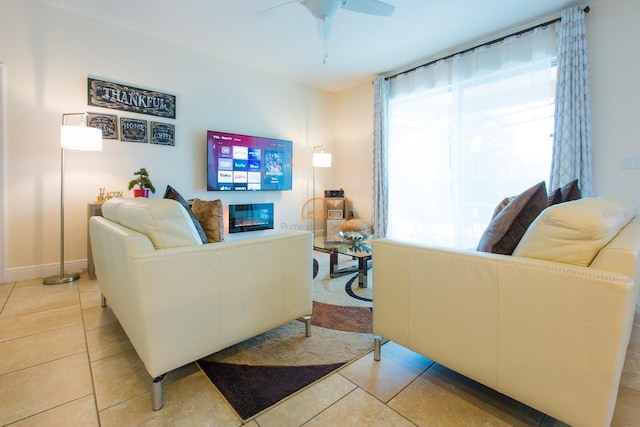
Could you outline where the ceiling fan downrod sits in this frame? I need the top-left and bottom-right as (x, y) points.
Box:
(322, 17), (329, 63)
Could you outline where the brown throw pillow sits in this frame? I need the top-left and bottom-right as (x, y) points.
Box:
(492, 196), (515, 219)
(561, 179), (581, 202)
(547, 187), (563, 206)
(477, 181), (548, 255)
(191, 198), (224, 243)
(163, 185), (208, 244)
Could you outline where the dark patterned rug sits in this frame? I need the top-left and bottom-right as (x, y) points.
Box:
(198, 255), (373, 420)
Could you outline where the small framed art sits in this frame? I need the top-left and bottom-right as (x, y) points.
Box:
(121, 118), (148, 143)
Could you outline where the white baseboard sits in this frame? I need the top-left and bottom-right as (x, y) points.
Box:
(3, 259), (88, 283)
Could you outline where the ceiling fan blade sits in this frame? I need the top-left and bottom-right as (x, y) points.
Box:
(256, 0), (300, 17)
(341, 0), (395, 16)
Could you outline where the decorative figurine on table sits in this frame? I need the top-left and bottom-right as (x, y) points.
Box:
(338, 219), (373, 252)
(96, 188), (123, 202)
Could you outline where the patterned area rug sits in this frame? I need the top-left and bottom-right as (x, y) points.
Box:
(198, 253), (373, 420)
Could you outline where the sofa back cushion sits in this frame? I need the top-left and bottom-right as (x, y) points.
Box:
(101, 198), (203, 249)
(513, 195), (638, 266)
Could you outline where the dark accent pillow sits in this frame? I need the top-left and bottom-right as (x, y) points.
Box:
(191, 198), (224, 243)
(163, 185), (208, 244)
(492, 196), (514, 219)
(477, 181), (548, 255)
(547, 188), (563, 206)
(561, 179), (581, 202)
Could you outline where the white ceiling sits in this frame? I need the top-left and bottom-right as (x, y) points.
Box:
(40, 0), (583, 92)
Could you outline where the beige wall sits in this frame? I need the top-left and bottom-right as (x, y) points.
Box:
(334, 83), (374, 223)
(0, 0), (335, 281)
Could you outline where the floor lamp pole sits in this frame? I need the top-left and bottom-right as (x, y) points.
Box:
(312, 165), (316, 237)
(44, 147), (79, 285)
(311, 145), (332, 238)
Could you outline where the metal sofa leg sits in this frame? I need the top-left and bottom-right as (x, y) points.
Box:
(152, 374), (166, 410)
(304, 315), (312, 337)
(374, 335), (382, 361)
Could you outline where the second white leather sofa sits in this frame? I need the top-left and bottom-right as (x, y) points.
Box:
(373, 195), (640, 427)
(90, 197), (313, 410)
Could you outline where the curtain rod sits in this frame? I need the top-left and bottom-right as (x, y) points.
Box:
(385, 5), (590, 81)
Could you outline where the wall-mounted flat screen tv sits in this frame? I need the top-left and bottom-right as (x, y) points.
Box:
(207, 130), (293, 191)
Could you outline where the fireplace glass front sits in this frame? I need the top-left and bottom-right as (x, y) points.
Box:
(228, 203), (274, 233)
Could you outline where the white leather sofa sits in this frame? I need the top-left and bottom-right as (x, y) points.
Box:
(372, 196), (640, 427)
(89, 198), (313, 410)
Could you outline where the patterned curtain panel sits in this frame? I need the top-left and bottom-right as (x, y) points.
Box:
(372, 76), (389, 238)
(550, 6), (593, 196)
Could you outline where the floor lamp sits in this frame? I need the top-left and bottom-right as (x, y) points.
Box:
(312, 145), (332, 238)
(44, 113), (102, 285)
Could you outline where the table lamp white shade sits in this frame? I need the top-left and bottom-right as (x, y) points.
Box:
(61, 125), (102, 151)
(312, 151), (332, 168)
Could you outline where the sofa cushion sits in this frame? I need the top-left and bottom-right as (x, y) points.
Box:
(477, 181), (548, 255)
(191, 198), (224, 243)
(163, 185), (208, 244)
(101, 198), (204, 249)
(513, 195), (638, 266)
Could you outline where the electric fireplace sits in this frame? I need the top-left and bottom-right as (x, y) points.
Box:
(228, 203), (274, 233)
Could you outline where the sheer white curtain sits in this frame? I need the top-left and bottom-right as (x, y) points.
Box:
(386, 25), (557, 248)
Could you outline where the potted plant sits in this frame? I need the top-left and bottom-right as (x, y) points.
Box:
(128, 167), (156, 198)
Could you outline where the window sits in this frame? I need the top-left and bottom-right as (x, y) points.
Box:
(387, 25), (557, 249)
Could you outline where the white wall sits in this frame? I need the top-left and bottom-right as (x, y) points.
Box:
(0, 0), (335, 281)
(588, 0), (640, 199)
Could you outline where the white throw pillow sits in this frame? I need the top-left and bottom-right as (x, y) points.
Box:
(102, 198), (203, 249)
(512, 195), (638, 266)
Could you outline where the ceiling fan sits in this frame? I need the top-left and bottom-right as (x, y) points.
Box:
(258, 0), (396, 62)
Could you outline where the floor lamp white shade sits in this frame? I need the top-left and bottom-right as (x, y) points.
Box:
(61, 125), (102, 151)
(312, 151), (332, 168)
(312, 146), (332, 237)
(43, 121), (102, 285)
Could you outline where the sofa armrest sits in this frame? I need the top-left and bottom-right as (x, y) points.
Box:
(497, 258), (635, 427)
(373, 239), (504, 389)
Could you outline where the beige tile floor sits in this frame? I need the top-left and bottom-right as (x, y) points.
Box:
(1, 274), (639, 426)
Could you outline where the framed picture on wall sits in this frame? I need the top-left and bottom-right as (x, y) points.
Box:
(87, 112), (118, 139)
(120, 117), (148, 143)
(150, 121), (175, 146)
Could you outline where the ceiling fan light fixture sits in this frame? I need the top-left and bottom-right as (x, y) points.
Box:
(302, 0), (342, 19)
(262, 0), (396, 63)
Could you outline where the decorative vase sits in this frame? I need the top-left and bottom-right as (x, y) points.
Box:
(338, 231), (372, 253)
(133, 189), (149, 198)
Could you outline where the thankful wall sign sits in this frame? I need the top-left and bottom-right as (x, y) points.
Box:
(87, 78), (176, 119)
